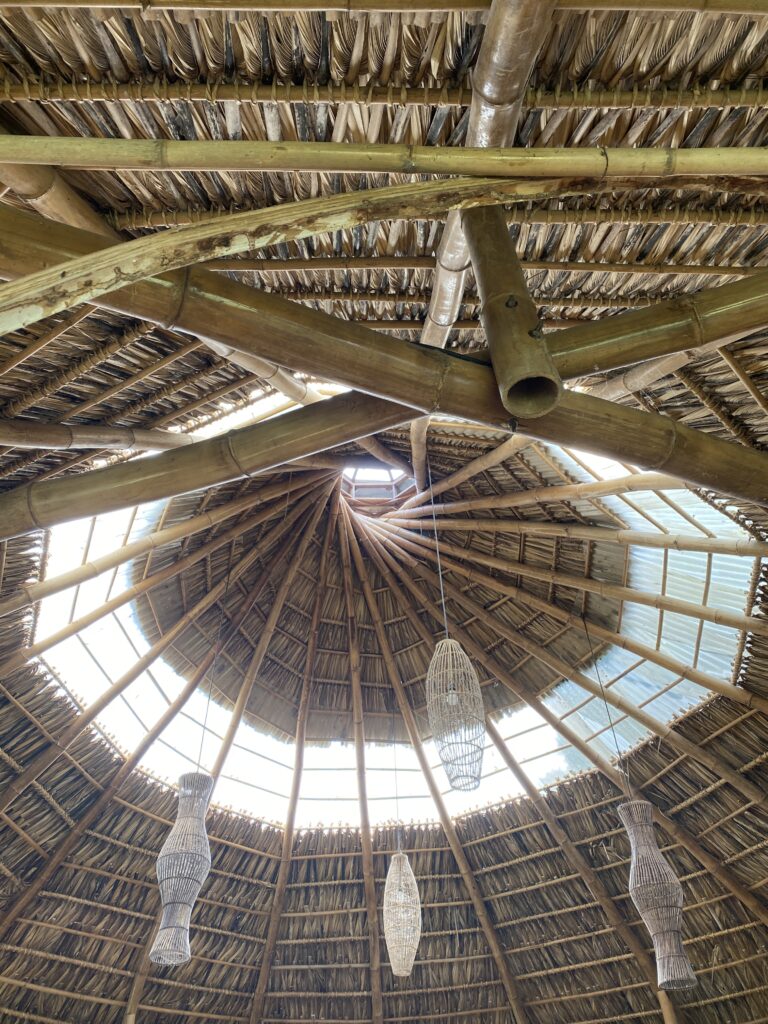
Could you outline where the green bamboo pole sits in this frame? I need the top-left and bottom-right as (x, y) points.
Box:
(1, 205), (767, 507)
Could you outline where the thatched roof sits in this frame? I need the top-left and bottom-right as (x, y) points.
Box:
(0, 3), (768, 1024)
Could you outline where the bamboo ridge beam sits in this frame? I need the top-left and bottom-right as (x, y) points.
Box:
(4, 137), (768, 180)
(0, 391), (411, 539)
(1, 207), (767, 506)
(0, 419), (199, 451)
(6, 78), (768, 115)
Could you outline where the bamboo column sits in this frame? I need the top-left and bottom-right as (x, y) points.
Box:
(338, 504), (384, 1024)
(0, 481), (322, 681)
(486, 720), (681, 1024)
(462, 204), (562, 418)
(246, 488), (340, 1024)
(362, 528), (768, 930)
(343, 509), (531, 1024)
(0, 498), (311, 819)
(372, 521), (768, 713)
(1, 205), (768, 506)
(0, 472), (328, 618)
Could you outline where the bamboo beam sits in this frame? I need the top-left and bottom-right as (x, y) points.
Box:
(363, 527), (768, 931)
(1, 207), (767, 506)
(485, 721), (680, 1024)
(246, 489), (340, 1024)
(338, 506), (383, 1024)
(0, 494), (313, 820)
(6, 79), (768, 115)
(409, 418), (429, 494)
(5, 138), (768, 180)
(0, 473), (325, 618)
(0, 391), (410, 539)
(391, 515), (768, 557)
(462, 204), (562, 418)
(0, 0), (762, 11)
(343, 509), (531, 1024)
(210, 494), (329, 780)
(0, 419), (200, 451)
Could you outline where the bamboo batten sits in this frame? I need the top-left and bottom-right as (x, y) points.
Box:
(463, 205), (562, 418)
(0, 0), (763, 10)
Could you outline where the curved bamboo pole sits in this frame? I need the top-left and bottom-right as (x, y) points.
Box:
(0, 391), (410, 540)
(0, 493), (314, 819)
(246, 488), (340, 1024)
(1, 205), (767, 506)
(359, 523), (768, 931)
(372, 521), (768, 713)
(486, 721), (680, 1024)
(0, 473), (327, 618)
(0, 177), (562, 338)
(371, 518), (768, 637)
(338, 507), (383, 1024)
(0, 482), (322, 681)
(392, 515), (768, 557)
(343, 506), (531, 1024)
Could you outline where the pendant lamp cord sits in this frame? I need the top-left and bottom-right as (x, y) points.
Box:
(426, 450), (449, 640)
(582, 614), (631, 798)
(196, 539), (237, 772)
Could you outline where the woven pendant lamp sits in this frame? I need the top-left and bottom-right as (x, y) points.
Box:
(383, 850), (421, 977)
(426, 638), (485, 790)
(150, 771), (214, 966)
(618, 799), (697, 990)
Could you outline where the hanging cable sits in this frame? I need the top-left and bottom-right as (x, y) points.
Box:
(426, 448), (449, 639)
(582, 613), (631, 797)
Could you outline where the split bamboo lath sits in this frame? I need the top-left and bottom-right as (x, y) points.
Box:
(0, 5), (767, 1024)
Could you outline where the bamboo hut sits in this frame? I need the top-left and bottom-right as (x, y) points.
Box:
(0, 4), (767, 1024)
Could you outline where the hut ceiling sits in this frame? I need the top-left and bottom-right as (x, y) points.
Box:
(0, 5), (767, 1024)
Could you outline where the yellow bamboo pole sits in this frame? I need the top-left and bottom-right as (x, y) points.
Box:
(409, 418), (430, 494)
(4, 137), (768, 180)
(1, 205), (767, 506)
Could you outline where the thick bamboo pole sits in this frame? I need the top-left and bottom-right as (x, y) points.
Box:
(409, 418), (429, 494)
(0, 496), (312, 819)
(343, 511), (531, 1024)
(362, 526), (768, 931)
(389, 472), (683, 518)
(0, 661), (202, 944)
(0, 419), (199, 451)
(462, 205), (562, 418)
(391, 515), (768, 557)
(0, 473), (326, 618)
(400, 547), (768, 810)
(210, 495), (329, 780)
(485, 721), (680, 1024)
(4, 137), (768, 179)
(0, 391), (411, 539)
(338, 506), (384, 1024)
(246, 490), (340, 1024)
(1, 206), (767, 506)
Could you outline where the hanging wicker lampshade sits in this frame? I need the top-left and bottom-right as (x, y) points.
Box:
(150, 771), (214, 966)
(383, 851), (421, 977)
(618, 799), (697, 990)
(426, 638), (485, 790)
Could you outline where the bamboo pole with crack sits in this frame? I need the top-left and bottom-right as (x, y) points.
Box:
(358, 522), (768, 931)
(0, 495), (314, 819)
(0, 480), (323, 680)
(0, 472), (328, 618)
(370, 520), (768, 713)
(485, 720), (681, 1024)
(338, 504), (384, 1024)
(1, 206), (767, 505)
(371, 517), (768, 637)
(245, 488), (340, 1024)
(343, 506), (531, 1024)
(462, 204), (562, 418)
(0, 391), (411, 540)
